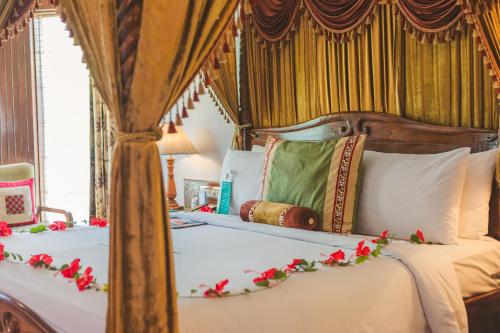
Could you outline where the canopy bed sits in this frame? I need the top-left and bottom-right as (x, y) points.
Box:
(0, 1), (499, 333)
(1, 113), (500, 333)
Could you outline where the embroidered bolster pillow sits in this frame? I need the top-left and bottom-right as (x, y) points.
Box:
(240, 200), (317, 231)
(260, 135), (366, 233)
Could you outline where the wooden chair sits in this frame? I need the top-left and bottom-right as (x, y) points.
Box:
(0, 163), (73, 227)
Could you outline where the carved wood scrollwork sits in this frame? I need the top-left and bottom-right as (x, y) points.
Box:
(0, 293), (55, 333)
(2, 311), (20, 333)
(250, 112), (500, 240)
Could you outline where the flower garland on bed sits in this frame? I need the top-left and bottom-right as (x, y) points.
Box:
(0, 218), (109, 293)
(0, 220), (431, 297)
(194, 229), (417, 298)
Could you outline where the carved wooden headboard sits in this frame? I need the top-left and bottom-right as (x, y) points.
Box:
(250, 112), (500, 240)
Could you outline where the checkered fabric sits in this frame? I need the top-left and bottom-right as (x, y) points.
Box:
(5, 195), (25, 215)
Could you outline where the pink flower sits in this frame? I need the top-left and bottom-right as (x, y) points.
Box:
(76, 267), (94, 291)
(49, 221), (66, 231)
(355, 240), (371, 257)
(60, 258), (81, 278)
(28, 254), (53, 268)
(0, 243), (4, 261)
(416, 229), (425, 243)
(90, 217), (108, 227)
(0, 222), (12, 237)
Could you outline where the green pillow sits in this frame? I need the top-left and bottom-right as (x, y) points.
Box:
(261, 135), (366, 233)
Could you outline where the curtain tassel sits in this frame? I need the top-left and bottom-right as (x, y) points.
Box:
(175, 112), (183, 126)
(217, 48), (226, 63)
(187, 95), (195, 110)
(222, 39), (230, 53)
(204, 74), (211, 86)
(213, 56), (221, 70)
(181, 104), (189, 118)
(193, 90), (200, 102)
(197, 80), (206, 95)
(167, 120), (177, 134)
(232, 22), (239, 37)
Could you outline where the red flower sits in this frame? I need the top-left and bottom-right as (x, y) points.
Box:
(285, 259), (303, 272)
(28, 254), (53, 268)
(203, 278), (229, 297)
(252, 276), (267, 284)
(199, 205), (215, 213)
(416, 229), (425, 243)
(322, 249), (345, 266)
(76, 267), (94, 291)
(250, 267), (289, 286)
(90, 217), (108, 227)
(330, 249), (345, 261)
(61, 258), (81, 278)
(356, 240), (371, 257)
(253, 267), (277, 283)
(0, 222), (12, 237)
(215, 278), (229, 293)
(0, 243), (4, 261)
(263, 268), (277, 279)
(372, 229), (390, 244)
(49, 221), (66, 231)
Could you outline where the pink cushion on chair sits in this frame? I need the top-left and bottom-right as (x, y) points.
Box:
(0, 178), (37, 227)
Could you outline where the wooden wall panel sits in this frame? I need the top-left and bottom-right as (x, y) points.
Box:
(0, 25), (35, 165)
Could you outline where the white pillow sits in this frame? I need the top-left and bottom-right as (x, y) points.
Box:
(220, 149), (264, 215)
(458, 149), (498, 239)
(356, 148), (470, 244)
(251, 145), (265, 152)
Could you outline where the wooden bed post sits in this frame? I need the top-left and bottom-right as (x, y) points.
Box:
(238, 18), (252, 151)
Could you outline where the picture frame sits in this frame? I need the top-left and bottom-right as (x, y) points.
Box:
(183, 179), (220, 210)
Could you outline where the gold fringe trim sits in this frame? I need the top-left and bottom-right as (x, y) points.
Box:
(471, 15), (500, 105)
(0, 0), (49, 47)
(242, 0), (500, 45)
(165, 3), (241, 129)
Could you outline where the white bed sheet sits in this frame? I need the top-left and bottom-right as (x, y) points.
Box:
(0, 227), (108, 333)
(173, 212), (468, 333)
(439, 237), (500, 297)
(1, 213), (495, 333)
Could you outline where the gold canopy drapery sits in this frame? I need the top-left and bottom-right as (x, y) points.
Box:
(400, 25), (498, 128)
(476, 2), (500, 88)
(245, 4), (499, 129)
(203, 35), (243, 149)
(90, 80), (116, 220)
(58, 1), (239, 332)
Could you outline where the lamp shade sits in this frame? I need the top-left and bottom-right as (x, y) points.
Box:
(157, 124), (197, 155)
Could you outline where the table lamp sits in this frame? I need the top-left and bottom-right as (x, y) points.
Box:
(157, 124), (197, 210)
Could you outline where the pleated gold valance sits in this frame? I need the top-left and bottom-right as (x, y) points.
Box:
(246, 0), (499, 43)
(202, 23), (245, 149)
(0, 0), (56, 47)
(244, 4), (499, 129)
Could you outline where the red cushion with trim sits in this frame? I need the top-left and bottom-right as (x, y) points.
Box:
(0, 178), (36, 227)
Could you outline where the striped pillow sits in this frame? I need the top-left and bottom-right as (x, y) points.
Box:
(261, 135), (366, 233)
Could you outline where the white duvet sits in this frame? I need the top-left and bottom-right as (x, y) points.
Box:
(0, 213), (471, 333)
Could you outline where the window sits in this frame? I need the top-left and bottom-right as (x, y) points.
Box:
(34, 15), (90, 222)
